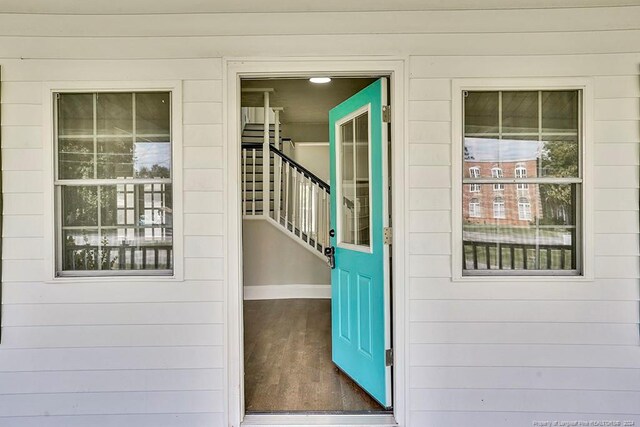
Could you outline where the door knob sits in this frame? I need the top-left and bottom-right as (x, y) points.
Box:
(324, 246), (335, 269)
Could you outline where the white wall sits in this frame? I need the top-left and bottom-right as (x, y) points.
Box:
(0, 2), (639, 426)
(242, 219), (330, 288)
(290, 143), (330, 183)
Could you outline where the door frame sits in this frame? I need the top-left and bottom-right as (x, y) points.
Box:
(224, 57), (408, 427)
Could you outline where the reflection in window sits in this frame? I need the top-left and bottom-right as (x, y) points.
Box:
(491, 167), (504, 191)
(55, 91), (173, 275)
(518, 197), (532, 221)
(339, 111), (370, 248)
(515, 163), (528, 191)
(469, 167), (480, 178)
(493, 197), (505, 219)
(469, 198), (481, 218)
(462, 89), (582, 274)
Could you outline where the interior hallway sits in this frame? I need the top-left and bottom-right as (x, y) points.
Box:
(243, 299), (385, 412)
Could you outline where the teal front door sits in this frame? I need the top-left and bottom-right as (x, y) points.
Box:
(328, 78), (391, 408)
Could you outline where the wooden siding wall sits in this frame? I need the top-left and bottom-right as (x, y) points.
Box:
(0, 2), (639, 426)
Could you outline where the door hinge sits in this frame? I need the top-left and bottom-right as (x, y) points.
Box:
(383, 227), (392, 245)
(385, 349), (394, 366)
(382, 105), (391, 123)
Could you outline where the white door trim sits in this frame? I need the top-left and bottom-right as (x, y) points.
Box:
(224, 57), (408, 427)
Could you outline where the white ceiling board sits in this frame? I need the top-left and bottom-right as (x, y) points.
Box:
(241, 78), (376, 125)
(1, 0), (637, 14)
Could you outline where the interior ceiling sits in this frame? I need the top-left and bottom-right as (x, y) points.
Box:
(241, 78), (376, 125)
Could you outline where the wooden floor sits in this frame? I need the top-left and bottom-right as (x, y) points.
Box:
(243, 299), (385, 412)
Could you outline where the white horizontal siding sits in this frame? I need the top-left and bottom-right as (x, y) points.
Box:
(0, 346), (223, 371)
(0, 3), (637, 427)
(410, 277), (639, 301)
(0, 390), (224, 417)
(404, 11), (639, 422)
(1, 57), (225, 427)
(0, 413), (223, 427)
(1, 0), (637, 13)
(2, 282), (225, 304)
(2, 8), (640, 37)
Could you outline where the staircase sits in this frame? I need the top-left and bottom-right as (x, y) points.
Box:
(241, 122), (330, 258)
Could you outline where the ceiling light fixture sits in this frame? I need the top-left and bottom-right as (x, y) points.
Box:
(309, 77), (331, 84)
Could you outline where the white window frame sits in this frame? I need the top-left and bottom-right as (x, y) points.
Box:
(43, 81), (184, 282)
(469, 166), (480, 178)
(491, 167), (504, 191)
(492, 197), (506, 219)
(469, 198), (481, 218)
(518, 197), (532, 221)
(452, 78), (594, 281)
(515, 163), (529, 191)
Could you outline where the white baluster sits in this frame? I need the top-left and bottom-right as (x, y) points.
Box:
(292, 170), (298, 236)
(284, 162), (290, 230)
(251, 148), (256, 216)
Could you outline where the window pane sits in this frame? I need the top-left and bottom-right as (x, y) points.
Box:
(58, 94), (93, 136)
(134, 137), (171, 178)
(136, 92), (170, 135)
(354, 112), (370, 247)
(462, 184), (577, 272)
(540, 135), (579, 178)
(97, 137), (134, 179)
(542, 91), (578, 132)
(339, 112), (370, 248)
(340, 119), (355, 245)
(58, 138), (95, 179)
(62, 229), (100, 270)
(61, 184), (173, 272)
(97, 93), (133, 135)
(502, 91), (538, 134)
(62, 186), (98, 227)
(464, 136), (542, 171)
(464, 91), (498, 134)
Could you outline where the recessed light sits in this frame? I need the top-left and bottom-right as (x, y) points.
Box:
(309, 77), (331, 84)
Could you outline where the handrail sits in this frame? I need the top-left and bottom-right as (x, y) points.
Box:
(266, 144), (330, 193)
(240, 142), (330, 193)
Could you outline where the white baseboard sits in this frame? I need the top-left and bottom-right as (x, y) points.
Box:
(243, 284), (331, 300)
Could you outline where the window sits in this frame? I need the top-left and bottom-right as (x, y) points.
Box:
(515, 163), (528, 191)
(55, 91), (173, 276)
(469, 198), (481, 218)
(462, 89), (582, 275)
(518, 197), (532, 221)
(492, 197), (505, 219)
(469, 167), (480, 178)
(491, 167), (504, 191)
(469, 184), (481, 193)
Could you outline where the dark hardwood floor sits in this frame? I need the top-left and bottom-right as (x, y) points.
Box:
(243, 298), (385, 412)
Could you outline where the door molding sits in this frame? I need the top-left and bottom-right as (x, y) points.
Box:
(224, 57), (408, 427)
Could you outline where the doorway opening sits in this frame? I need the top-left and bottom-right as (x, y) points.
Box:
(240, 76), (392, 413)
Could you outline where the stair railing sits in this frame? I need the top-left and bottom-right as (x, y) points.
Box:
(269, 144), (330, 254)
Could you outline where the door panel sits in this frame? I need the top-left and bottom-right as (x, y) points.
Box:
(329, 78), (391, 408)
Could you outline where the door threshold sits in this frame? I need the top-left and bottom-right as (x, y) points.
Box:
(242, 413), (397, 427)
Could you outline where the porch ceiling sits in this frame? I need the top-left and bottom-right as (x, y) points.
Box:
(241, 78), (375, 125)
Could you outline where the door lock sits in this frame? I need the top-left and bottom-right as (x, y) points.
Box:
(324, 246), (335, 269)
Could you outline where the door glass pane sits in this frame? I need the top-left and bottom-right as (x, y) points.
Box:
(340, 120), (355, 245)
(354, 113), (370, 247)
(339, 111), (370, 248)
